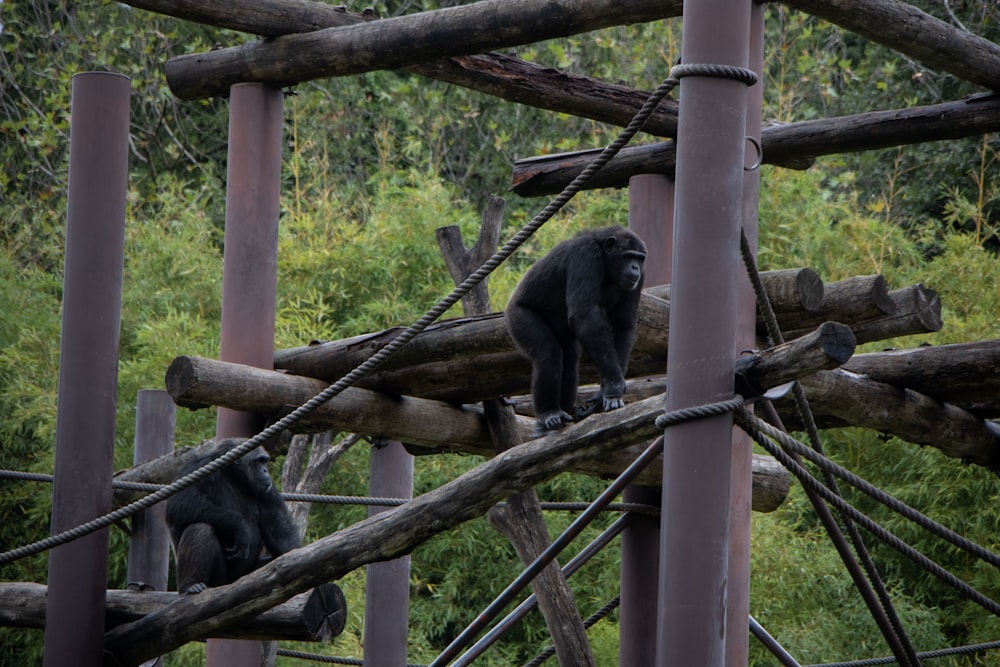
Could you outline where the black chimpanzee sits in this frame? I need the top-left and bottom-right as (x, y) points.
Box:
(506, 226), (646, 437)
(165, 438), (301, 595)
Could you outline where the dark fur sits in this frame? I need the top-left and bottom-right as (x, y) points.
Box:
(506, 226), (646, 436)
(165, 439), (301, 595)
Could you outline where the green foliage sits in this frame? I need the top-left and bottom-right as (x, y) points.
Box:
(3, 0), (1000, 664)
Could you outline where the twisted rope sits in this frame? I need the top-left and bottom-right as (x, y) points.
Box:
(740, 228), (920, 666)
(735, 406), (1000, 618)
(0, 72), (681, 566)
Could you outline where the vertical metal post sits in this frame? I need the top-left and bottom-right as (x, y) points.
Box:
(657, 0), (752, 664)
(209, 82), (284, 667)
(43, 71), (130, 667)
(620, 173), (673, 666)
(727, 3), (765, 664)
(364, 439), (415, 667)
(127, 389), (176, 667)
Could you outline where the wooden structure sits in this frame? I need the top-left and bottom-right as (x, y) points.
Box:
(6, 0), (1000, 665)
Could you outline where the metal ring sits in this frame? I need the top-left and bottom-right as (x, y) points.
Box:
(744, 135), (763, 171)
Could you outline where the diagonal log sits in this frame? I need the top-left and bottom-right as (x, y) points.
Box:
(842, 340), (1000, 418)
(101, 398), (732, 665)
(157, 0), (685, 100)
(124, 0), (682, 135)
(780, 0), (1000, 91)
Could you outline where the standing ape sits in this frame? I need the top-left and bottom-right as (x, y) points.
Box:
(165, 438), (301, 595)
(506, 226), (646, 437)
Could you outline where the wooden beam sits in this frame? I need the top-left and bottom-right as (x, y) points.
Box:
(163, 356), (790, 507)
(797, 369), (1000, 469)
(0, 582), (346, 642)
(165, 355), (512, 446)
(843, 340), (1000, 418)
(125, 0), (682, 135)
(781, 0), (1000, 91)
(510, 95), (1000, 196)
(646, 266), (825, 314)
(271, 281), (939, 403)
(159, 0), (684, 100)
(100, 397), (773, 665)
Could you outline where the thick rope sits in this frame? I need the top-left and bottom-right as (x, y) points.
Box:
(735, 415), (1000, 570)
(521, 595), (622, 667)
(0, 71), (683, 566)
(736, 407), (1000, 618)
(803, 638), (1000, 667)
(740, 228), (921, 666)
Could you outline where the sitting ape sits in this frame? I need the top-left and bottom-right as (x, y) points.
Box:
(166, 438), (301, 595)
(506, 226), (646, 437)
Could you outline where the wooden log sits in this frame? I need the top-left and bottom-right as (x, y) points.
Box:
(164, 356), (789, 510)
(0, 582), (346, 642)
(271, 294), (671, 403)
(735, 321), (856, 396)
(510, 95), (1000, 196)
(165, 354), (514, 446)
(646, 266), (824, 314)
(843, 341), (1000, 418)
(762, 274), (894, 340)
(830, 283), (942, 345)
(796, 369), (1000, 470)
(781, 0), (1000, 91)
(124, 0), (682, 137)
(100, 396), (780, 666)
(161, 0), (684, 100)
(270, 277), (935, 404)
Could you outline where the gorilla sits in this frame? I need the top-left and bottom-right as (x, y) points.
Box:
(165, 438), (301, 595)
(506, 226), (646, 437)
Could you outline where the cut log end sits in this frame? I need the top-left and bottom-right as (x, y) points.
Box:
(303, 583), (348, 642)
(817, 321), (858, 364)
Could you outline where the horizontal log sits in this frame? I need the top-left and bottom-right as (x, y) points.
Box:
(781, 0), (1000, 91)
(272, 295), (670, 403)
(165, 356), (789, 508)
(125, 0), (682, 136)
(101, 396), (774, 665)
(165, 355), (511, 446)
(843, 340), (1000, 418)
(0, 582), (346, 642)
(272, 279), (937, 403)
(797, 370), (1000, 470)
(810, 369), (1000, 467)
(837, 283), (942, 344)
(764, 274), (893, 338)
(407, 394), (791, 513)
(646, 266), (824, 314)
(161, 0), (684, 100)
(511, 95), (1000, 196)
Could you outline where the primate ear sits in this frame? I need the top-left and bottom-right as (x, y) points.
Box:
(603, 236), (617, 253)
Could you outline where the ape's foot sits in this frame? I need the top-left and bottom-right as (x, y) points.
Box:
(180, 582), (207, 596)
(533, 410), (574, 438)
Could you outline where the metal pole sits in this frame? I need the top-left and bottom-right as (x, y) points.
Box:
(209, 82), (284, 667)
(621, 173), (673, 666)
(126, 389), (176, 667)
(727, 3), (765, 664)
(43, 71), (130, 667)
(657, 0), (751, 664)
(364, 439), (414, 667)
